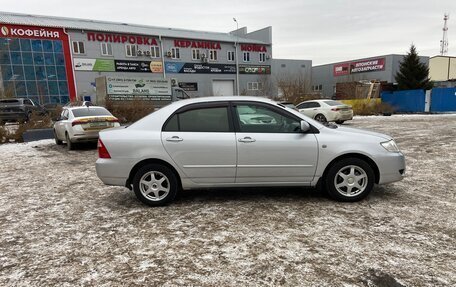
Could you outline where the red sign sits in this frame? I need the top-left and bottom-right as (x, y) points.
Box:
(0, 24), (62, 40)
(350, 58), (385, 74)
(87, 32), (158, 45)
(333, 58), (386, 76)
(333, 63), (350, 76)
(174, 39), (221, 50)
(240, 44), (267, 53)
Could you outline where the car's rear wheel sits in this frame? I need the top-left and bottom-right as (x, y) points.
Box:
(54, 130), (63, 145)
(335, 120), (345, 124)
(314, 114), (327, 123)
(65, 133), (74, 150)
(133, 164), (178, 206)
(325, 158), (374, 202)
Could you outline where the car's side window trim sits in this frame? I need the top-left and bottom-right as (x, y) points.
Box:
(162, 102), (235, 132)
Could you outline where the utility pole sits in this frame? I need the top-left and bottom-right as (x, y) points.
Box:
(440, 14), (449, 56)
(233, 18), (240, 95)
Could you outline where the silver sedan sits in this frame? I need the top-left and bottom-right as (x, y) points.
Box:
(96, 97), (405, 206)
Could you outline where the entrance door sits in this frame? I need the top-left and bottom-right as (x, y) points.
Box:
(212, 80), (234, 96)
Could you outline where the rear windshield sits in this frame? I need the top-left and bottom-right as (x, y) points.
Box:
(323, 100), (344, 106)
(0, 99), (20, 103)
(71, 108), (112, 117)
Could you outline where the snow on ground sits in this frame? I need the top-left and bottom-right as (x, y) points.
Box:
(0, 114), (455, 286)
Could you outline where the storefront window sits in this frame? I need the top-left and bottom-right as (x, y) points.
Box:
(0, 38), (69, 103)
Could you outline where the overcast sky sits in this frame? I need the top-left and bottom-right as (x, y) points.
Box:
(3, 0), (455, 65)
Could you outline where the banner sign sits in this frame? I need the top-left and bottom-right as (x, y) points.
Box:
(333, 58), (386, 76)
(106, 77), (171, 96)
(115, 60), (163, 73)
(165, 62), (236, 74)
(74, 58), (115, 71)
(0, 24), (62, 39)
(239, 65), (271, 74)
(178, 82), (198, 91)
(107, 94), (171, 101)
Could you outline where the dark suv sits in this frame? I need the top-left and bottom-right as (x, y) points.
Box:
(0, 98), (47, 123)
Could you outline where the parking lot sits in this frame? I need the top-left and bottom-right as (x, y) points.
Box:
(0, 114), (455, 286)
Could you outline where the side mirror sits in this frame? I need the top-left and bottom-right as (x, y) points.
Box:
(300, 121), (310, 133)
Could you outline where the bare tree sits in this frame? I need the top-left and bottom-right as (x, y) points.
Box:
(275, 71), (315, 103)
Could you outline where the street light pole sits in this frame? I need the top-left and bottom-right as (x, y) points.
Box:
(233, 18), (240, 96)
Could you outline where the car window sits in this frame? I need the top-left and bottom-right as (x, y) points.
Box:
(309, 102), (321, 108)
(323, 100), (343, 106)
(163, 107), (230, 132)
(62, 109), (69, 120)
(71, 108), (112, 117)
(235, 104), (301, 133)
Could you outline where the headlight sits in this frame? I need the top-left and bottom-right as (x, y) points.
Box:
(381, 140), (400, 152)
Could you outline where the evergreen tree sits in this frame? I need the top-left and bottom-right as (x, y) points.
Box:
(395, 45), (433, 90)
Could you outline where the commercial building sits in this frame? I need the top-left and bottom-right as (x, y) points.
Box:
(429, 56), (456, 87)
(312, 55), (429, 99)
(1, 11), (307, 105)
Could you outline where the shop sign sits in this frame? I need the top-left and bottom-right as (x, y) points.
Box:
(0, 24), (62, 39)
(106, 77), (171, 96)
(107, 94), (171, 101)
(350, 58), (385, 74)
(178, 82), (198, 91)
(333, 58), (385, 76)
(239, 65), (271, 74)
(174, 39), (221, 50)
(115, 60), (163, 73)
(74, 58), (115, 71)
(87, 32), (158, 45)
(165, 62), (236, 74)
(240, 44), (267, 52)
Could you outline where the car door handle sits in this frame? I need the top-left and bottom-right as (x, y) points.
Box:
(238, 137), (256, 143)
(166, 136), (183, 142)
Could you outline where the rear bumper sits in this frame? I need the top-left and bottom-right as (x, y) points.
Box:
(96, 158), (131, 186)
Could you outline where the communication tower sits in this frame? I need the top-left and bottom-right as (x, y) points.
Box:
(440, 14), (449, 55)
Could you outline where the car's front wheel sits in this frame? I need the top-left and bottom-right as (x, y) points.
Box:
(133, 164), (178, 206)
(325, 158), (374, 201)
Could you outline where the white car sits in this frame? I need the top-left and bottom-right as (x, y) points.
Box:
(296, 100), (353, 124)
(96, 96), (405, 206)
(54, 106), (120, 150)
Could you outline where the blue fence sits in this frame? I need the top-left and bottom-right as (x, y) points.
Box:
(430, 88), (456, 112)
(381, 89), (426, 113)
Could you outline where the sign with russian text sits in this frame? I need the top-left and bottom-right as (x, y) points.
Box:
(115, 60), (163, 73)
(106, 77), (171, 96)
(87, 32), (158, 45)
(178, 82), (198, 91)
(0, 24), (63, 40)
(333, 58), (386, 76)
(174, 39), (221, 49)
(165, 62), (236, 74)
(74, 58), (115, 71)
(239, 65), (271, 74)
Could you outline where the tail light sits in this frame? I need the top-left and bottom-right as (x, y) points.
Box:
(106, 117), (119, 123)
(331, 108), (340, 111)
(72, 120), (84, 126)
(98, 139), (111, 159)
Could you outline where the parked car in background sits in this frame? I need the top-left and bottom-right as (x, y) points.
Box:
(0, 98), (47, 123)
(296, 99), (353, 124)
(54, 106), (120, 150)
(96, 96), (405, 206)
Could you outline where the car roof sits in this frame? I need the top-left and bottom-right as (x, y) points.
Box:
(64, 106), (107, 111)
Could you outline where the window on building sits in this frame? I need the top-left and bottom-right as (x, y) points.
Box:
(171, 47), (180, 59)
(319, 84), (323, 90)
(281, 64), (286, 68)
(259, 52), (266, 62)
(243, 52), (250, 62)
(125, 44), (137, 57)
(227, 51), (235, 61)
(72, 41), (85, 54)
(151, 46), (160, 58)
(192, 49), (200, 60)
(101, 43), (112, 56)
(247, 82), (262, 90)
(209, 50), (217, 61)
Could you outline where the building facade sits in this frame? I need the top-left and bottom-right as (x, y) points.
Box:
(429, 56), (456, 87)
(0, 12), (293, 105)
(312, 55), (430, 98)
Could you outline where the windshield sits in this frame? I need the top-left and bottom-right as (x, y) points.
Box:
(71, 108), (112, 117)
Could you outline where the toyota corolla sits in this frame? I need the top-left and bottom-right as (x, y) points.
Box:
(96, 97), (405, 206)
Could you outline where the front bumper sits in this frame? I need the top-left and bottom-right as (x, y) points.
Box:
(377, 152), (406, 184)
